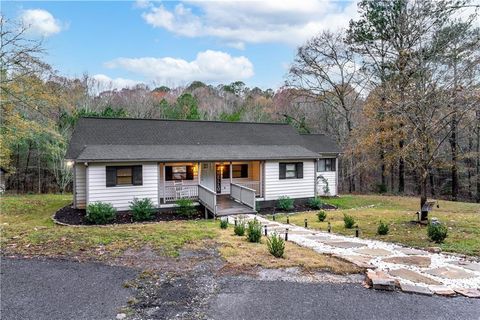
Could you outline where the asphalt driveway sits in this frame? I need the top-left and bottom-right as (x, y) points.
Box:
(2, 257), (479, 320)
(209, 278), (480, 320)
(1, 257), (136, 320)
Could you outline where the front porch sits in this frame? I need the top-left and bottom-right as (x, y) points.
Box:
(158, 161), (262, 216)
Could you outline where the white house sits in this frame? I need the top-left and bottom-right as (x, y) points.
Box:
(66, 118), (340, 215)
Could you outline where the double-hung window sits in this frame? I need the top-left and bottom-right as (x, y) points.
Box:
(279, 162), (303, 179)
(317, 158), (336, 172)
(106, 165), (143, 187)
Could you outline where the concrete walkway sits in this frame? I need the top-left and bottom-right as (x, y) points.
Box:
(227, 214), (480, 298)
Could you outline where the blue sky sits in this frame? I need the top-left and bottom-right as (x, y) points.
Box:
(3, 0), (358, 90)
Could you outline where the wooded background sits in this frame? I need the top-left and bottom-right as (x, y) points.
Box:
(1, 0), (479, 206)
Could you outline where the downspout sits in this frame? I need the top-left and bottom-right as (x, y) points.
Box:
(73, 162), (77, 208)
(314, 158), (318, 197)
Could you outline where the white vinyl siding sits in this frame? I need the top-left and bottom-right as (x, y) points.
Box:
(316, 157), (338, 196)
(74, 163), (86, 209)
(87, 162), (159, 210)
(264, 160), (315, 201)
(316, 171), (337, 196)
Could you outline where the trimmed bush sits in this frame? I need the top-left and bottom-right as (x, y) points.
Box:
(317, 210), (327, 222)
(86, 202), (117, 224)
(427, 222), (448, 243)
(129, 197), (155, 221)
(176, 198), (196, 218)
(234, 220), (246, 236)
(246, 219), (262, 243)
(343, 213), (355, 229)
(267, 232), (285, 258)
(220, 219), (229, 229)
(277, 196), (294, 211)
(308, 197), (323, 209)
(377, 221), (389, 235)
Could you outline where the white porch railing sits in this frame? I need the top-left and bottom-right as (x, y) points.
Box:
(236, 180), (260, 196)
(230, 183), (256, 210)
(198, 184), (217, 215)
(165, 185), (198, 203)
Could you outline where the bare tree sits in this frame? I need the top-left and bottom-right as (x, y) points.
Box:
(287, 30), (366, 192)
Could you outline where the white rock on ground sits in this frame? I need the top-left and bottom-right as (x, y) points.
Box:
(226, 214), (480, 297)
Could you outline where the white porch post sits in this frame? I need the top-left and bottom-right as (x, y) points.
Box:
(162, 163), (166, 204)
(259, 161), (263, 198)
(229, 161), (233, 186)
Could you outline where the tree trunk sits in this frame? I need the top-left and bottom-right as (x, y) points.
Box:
(398, 141), (405, 193)
(429, 170), (435, 197)
(476, 109), (480, 203)
(420, 171), (428, 211)
(23, 141), (32, 193)
(450, 111), (459, 201)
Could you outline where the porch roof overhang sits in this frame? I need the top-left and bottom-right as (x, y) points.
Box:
(75, 144), (319, 162)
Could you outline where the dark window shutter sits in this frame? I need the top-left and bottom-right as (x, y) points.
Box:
(241, 164), (248, 178)
(133, 165), (143, 185)
(296, 163), (303, 179)
(331, 158), (336, 171)
(165, 166), (173, 181)
(279, 163), (286, 179)
(186, 165), (194, 180)
(223, 165), (230, 179)
(106, 166), (116, 187)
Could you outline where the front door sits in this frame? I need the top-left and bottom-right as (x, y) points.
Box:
(215, 164), (223, 194)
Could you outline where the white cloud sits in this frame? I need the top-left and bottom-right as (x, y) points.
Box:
(21, 9), (63, 37)
(91, 74), (143, 91)
(134, 0), (152, 9)
(104, 50), (254, 83)
(140, 0), (359, 46)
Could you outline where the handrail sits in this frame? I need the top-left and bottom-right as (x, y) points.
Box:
(230, 183), (256, 210)
(198, 184), (217, 215)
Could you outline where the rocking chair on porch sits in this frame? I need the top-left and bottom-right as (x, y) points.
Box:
(173, 180), (190, 200)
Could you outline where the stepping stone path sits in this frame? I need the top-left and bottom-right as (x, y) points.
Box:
(228, 214), (480, 298)
(382, 256), (431, 268)
(389, 268), (441, 285)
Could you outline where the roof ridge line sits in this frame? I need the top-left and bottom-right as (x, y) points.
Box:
(80, 116), (291, 126)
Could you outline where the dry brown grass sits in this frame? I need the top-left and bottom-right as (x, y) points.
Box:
(215, 228), (361, 274)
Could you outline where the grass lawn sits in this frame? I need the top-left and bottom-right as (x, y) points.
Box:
(0, 194), (357, 274)
(269, 195), (480, 257)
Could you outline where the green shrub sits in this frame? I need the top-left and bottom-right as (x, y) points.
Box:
(308, 197), (323, 209)
(377, 221), (389, 235)
(277, 196), (294, 211)
(176, 198), (196, 218)
(343, 213), (355, 229)
(86, 202), (117, 224)
(129, 197), (155, 221)
(317, 210), (327, 222)
(267, 233), (285, 258)
(234, 220), (246, 236)
(246, 219), (262, 243)
(427, 223), (448, 243)
(220, 219), (229, 229)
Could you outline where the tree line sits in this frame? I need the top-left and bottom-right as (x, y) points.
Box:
(1, 0), (479, 207)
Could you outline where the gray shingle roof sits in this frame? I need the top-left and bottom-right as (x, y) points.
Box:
(300, 134), (341, 154)
(66, 118), (340, 161)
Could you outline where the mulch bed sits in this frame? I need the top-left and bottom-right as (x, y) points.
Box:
(54, 204), (204, 226)
(258, 203), (336, 215)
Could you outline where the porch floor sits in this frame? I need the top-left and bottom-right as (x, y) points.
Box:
(216, 195), (257, 216)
